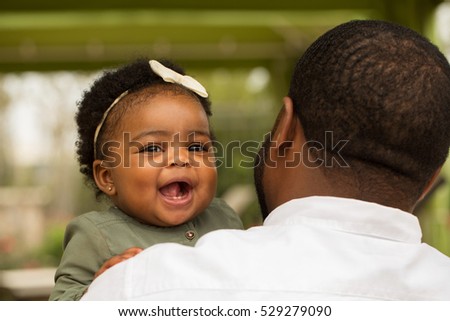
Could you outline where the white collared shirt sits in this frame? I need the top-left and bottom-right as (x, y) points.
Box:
(82, 196), (450, 300)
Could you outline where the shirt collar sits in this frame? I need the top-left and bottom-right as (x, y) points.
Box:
(264, 196), (422, 244)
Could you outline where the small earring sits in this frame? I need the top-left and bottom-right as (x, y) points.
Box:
(108, 186), (112, 191)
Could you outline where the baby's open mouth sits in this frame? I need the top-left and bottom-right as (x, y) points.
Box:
(159, 181), (193, 200)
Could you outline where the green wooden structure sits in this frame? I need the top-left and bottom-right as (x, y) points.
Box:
(0, 0), (445, 72)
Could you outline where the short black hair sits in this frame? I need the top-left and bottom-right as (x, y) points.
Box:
(75, 58), (212, 197)
(288, 20), (450, 204)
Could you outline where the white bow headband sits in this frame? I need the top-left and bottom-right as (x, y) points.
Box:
(149, 60), (208, 98)
(93, 60), (209, 158)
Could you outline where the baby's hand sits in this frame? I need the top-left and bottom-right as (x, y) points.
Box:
(94, 247), (143, 279)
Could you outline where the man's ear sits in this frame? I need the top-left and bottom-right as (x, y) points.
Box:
(272, 96), (299, 152)
(93, 159), (116, 196)
(417, 166), (442, 202)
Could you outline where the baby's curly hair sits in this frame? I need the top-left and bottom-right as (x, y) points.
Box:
(75, 58), (212, 197)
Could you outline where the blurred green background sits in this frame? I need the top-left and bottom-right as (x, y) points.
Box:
(1, 0), (450, 300)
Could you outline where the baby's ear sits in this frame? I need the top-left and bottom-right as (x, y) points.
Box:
(93, 160), (116, 195)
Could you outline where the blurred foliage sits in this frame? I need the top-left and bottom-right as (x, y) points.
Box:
(0, 225), (65, 269)
(205, 67), (279, 227)
(33, 225), (65, 267)
(416, 160), (450, 256)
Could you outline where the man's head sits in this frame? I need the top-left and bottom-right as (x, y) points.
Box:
(255, 20), (450, 218)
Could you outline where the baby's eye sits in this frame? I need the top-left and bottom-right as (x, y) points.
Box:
(142, 144), (162, 153)
(188, 143), (208, 152)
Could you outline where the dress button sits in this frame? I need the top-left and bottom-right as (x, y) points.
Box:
(185, 230), (195, 240)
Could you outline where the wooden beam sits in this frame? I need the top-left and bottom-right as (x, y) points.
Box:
(0, 0), (444, 71)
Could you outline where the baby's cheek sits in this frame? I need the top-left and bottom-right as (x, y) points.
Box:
(203, 168), (217, 199)
(194, 153), (216, 169)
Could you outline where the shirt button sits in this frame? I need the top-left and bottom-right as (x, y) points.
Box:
(185, 230), (195, 240)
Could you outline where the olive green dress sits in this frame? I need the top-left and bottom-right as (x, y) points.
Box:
(49, 198), (243, 300)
